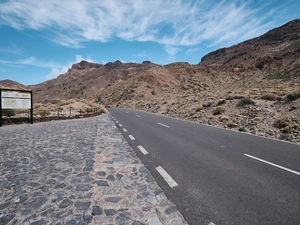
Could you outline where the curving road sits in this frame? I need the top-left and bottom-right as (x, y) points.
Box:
(107, 107), (300, 225)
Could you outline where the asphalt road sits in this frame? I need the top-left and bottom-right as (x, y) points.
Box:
(107, 107), (300, 225)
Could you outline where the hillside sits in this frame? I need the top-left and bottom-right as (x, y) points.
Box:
(1, 19), (300, 143)
(0, 79), (28, 90)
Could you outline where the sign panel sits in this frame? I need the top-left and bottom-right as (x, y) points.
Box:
(1, 91), (31, 109)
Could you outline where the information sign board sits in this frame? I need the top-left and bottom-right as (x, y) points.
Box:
(0, 89), (33, 127)
(1, 91), (31, 109)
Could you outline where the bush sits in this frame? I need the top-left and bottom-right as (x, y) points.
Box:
(286, 91), (300, 101)
(2, 109), (16, 117)
(239, 127), (246, 132)
(261, 93), (277, 101)
(227, 120), (237, 128)
(237, 98), (255, 107)
(273, 119), (289, 129)
(213, 107), (225, 115)
(273, 119), (299, 133)
(281, 124), (299, 133)
(203, 102), (212, 108)
(217, 99), (226, 106)
(195, 106), (203, 112)
(34, 109), (51, 117)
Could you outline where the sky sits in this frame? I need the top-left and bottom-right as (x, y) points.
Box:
(0, 0), (299, 85)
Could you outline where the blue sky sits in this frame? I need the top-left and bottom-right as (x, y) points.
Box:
(0, 0), (299, 85)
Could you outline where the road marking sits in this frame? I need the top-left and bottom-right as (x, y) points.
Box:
(137, 145), (148, 155)
(156, 166), (178, 188)
(128, 135), (135, 140)
(244, 154), (300, 176)
(136, 115), (141, 118)
(157, 122), (170, 128)
(119, 124), (123, 127)
(123, 128), (128, 132)
(116, 121), (119, 123)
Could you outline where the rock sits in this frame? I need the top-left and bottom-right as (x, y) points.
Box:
(75, 201), (91, 211)
(92, 206), (103, 216)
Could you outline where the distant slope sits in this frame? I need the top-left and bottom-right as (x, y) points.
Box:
(200, 19), (300, 78)
(0, 79), (28, 90)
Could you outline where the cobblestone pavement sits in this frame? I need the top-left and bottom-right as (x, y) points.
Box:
(0, 115), (188, 225)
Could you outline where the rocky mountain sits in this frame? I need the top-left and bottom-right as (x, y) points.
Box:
(0, 79), (27, 90)
(200, 19), (300, 78)
(1, 19), (300, 143)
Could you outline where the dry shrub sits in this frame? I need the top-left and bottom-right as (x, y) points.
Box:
(17, 109), (30, 114)
(203, 102), (212, 108)
(58, 100), (68, 106)
(273, 119), (289, 129)
(220, 115), (229, 121)
(99, 106), (106, 114)
(195, 106), (204, 112)
(217, 99), (226, 106)
(273, 119), (299, 133)
(237, 98), (255, 107)
(281, 124), (299, 133)
(286, 90), (300, 101)
(213, 107), (225, 115)
(227, 120), (237, 128)
(34, 103), (43, 108)
(79, 99), (88, 104)
(67, 99), (76, 104)
(34, 109), (51, 117)
(261, 93), (277, 101)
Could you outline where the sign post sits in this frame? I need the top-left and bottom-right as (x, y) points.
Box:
(0, 88), (33, 127)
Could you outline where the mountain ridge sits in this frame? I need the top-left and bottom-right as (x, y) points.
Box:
(1, 19), (299, 143)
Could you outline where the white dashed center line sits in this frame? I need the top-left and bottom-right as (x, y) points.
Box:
(123, 128), (128, 132)
(136, 115), (141, 118)
(119, 124), (123, 127)
(244, 154), (300, 176)
(157, 122), (170, 128)
(116, 121), (119, 123)
(137, 145), (148, 155)
(128, 135), (135, 140)
(156, 166), (178, 188)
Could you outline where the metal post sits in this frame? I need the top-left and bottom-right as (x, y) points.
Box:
(30, 90), (33, 124)
(0, 90), (2, 127)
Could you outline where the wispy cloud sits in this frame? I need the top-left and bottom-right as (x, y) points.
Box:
(186, 48), (200, 54)
(0, 0), (289, 50)
(0, 43), (24, 55)
(165, 45), (180, 56)
(1, 54), (93, 81)
(18, 56), (61, 68)
(44, 55), (94, 81)
(133, 51), (152, 61)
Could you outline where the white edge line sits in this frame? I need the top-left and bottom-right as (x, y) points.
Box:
(244, 154), (300, 176)
(128, 135), (135, 140)
(157, 122), (170, 128)
(156, 166), (178, 188)
(137, 145), (148, 155)
(123, 128), (128, 132)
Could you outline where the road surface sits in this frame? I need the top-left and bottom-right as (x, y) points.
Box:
(107, 107), (300, 225)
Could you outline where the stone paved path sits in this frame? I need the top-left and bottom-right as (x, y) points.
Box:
(0, 115), (188, 225)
